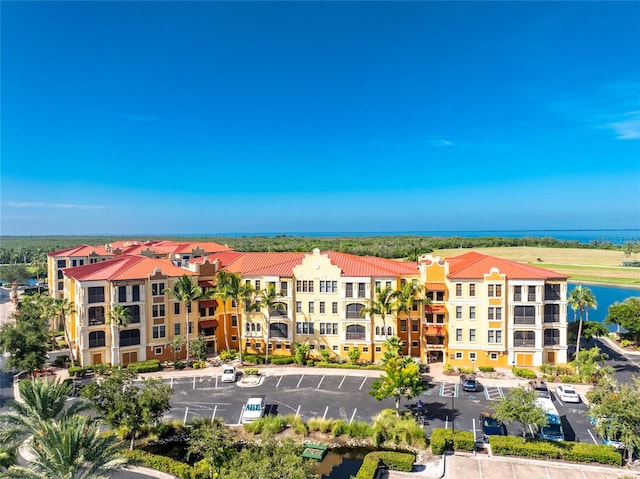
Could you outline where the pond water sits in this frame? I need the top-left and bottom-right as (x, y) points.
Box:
(567, 283), (640, 331)
(315, 447), (369, 479)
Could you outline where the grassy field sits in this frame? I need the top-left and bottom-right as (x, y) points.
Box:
(429, 247), (640, 287)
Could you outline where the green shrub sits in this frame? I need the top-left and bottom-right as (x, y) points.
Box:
(123, 449), (205, 479)
(489, 436), (623, 466)
(243, 354), (265, 365)
(556, 365), (575, 376)
(348, 347), (362, 365)
(355, 451), (415, 479)
(218, 349), (237, 361)
(478, 366), (494, 373)
(314, 361), (383, 370)
(443, 364), (455, 373)
(307, 417), (334, 433)
(320, 349), (331, 362)
(53, 355), (68, 367)
(174, 360), (186, 370)
(306, 360), (315, 367)
(347, 420), (373, 439)
(619, 339), (635, 348)
(243, 368), (259, 376)
(270, 357), (296, 365)
(512, 367), (537, 379)
(430, 429), (475, 455)
(127, 359), (162, 373)
(458, 366), (474, 374)
(560, 375), (581, 383)
(92, 363), (111, 376)
(56, 340), (68, 350)
(331, 420), (348, 437)
(68, 366), (89, 377)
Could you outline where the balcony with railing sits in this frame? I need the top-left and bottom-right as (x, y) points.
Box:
(544, 314), (560, 323)
(513, 315), (536, 325)
(346, 332), (367, 341)
(513, 331), (536, 348)
(543, 337), (561, 346)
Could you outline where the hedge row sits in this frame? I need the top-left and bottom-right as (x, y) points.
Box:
(270, 357), (297, 365)
(127, 359), (162, 373)
(512, 368), (537, 379)
(430, 429), (475, 455)
(123, 449), (206, 479)
(489, 436), (623, 466)
(355, 451), (415, 479)
(314, 362), (384, 371)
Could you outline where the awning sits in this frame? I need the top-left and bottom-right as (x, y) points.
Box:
(425, 325), (446, 336)
(199, 300), (218, 308)
(199, 320), (218, 329)
(425, 282), (445, 290)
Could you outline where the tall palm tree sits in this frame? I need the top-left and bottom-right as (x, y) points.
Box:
(258, 284), (283, 365)
(361, 286), (396, 339)
(106, 304), (131, 365)
(170, 275), (202, 364)
(227, 274), (255, 365)
(214, 270), (233, 353)
(393, 282), (426, 358)
(5, 415), (127, 479)
(0, 378), (90, 463)
(51, 298), (76, 367)
(568, 285), (598, 356)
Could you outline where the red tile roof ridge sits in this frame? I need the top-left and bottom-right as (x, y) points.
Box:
(63, 254), (196, 281)
(445, 251), (568, 280)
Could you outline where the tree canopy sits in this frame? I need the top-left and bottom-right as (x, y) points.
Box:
(492, 387), (547, 438)
(605, 297), (640, 345)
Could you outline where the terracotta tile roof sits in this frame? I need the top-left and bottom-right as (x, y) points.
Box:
(47, 245), (115, 258)
(323, 252), (418, 277)
(224, 252), (308, 276)
(446, 252), (568, 280)
(425, 282), (446, 290)
(220, 251), (418, 278)
(63, 254), (195, 281)
(190, 251), (244, 267)
(150, 240), (233, 255)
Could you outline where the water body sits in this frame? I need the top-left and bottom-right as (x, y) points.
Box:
(315, 447), (368, 479)
(567, 283), (640, 331)
(194, 229), (640, 245)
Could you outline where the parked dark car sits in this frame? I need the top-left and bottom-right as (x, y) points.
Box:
(528, 379), (551, 399)
(479, 412), (507, 442)
(460, 374), (480, 392)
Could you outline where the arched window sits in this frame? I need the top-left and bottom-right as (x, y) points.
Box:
(375, 326), (380, 336)
(269, 304), (287, 317)
(346, 324), (366, 341)
(119, 329), (140, 347)
(346, 303), (364, 318)
(89, 331), (105, 348)
(270, 323), (288, 338)
(387, 327), (393, 336)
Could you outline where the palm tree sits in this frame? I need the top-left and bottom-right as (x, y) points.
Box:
(393, 282), (425, 357)
(106, 304), (131, 365)
(5, 415), (127, 479)
(226, 274), (255, 366)
(0, 378), (90, 463)
(51, 298), (76, 367)
(568, 285), (598, 356)
(170, 275), (202, 364)
(258, 284), (283, 365)
(214, 270), (233, 353)
(362, 286), (396, 339)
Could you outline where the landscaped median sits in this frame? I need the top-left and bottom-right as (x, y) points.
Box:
(428, 429), (624, 467)
(488, 436), (623, 466)
(354, 451), (415, 479)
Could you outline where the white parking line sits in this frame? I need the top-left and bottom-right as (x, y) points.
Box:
(322, 406), (328, 420)
(317, 375), (325, 389)
(237, 405), (245, 425)
(359, 377), (367, 390)
(338, 375), (346, 389)
(296, 375), (304, 388)
(498, 386), (504, 399)
(587, 429), (599, 445)
(215, 376), (218, 388)
(276, 375), (283, 388)
(193, 376), (196, 389)
(295, 405), (301, 418)
(170, 377), (174, 388)
(211, 405), (217, 422)
(349, 408), (357, 424)
(183, 407), (189, 425)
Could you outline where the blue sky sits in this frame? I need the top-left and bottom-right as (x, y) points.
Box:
(1, 1), (639, 235)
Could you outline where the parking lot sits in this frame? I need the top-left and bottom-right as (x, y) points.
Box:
(162, 372), (603, 448)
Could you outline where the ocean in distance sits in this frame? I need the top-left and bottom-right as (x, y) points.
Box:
(191, 229), (640, 245)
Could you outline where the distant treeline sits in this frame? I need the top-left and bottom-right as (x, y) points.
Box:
(0, 234), (626, 264)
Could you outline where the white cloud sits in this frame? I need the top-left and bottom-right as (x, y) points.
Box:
(603, 114), (640, 140)
(5, 201), (108, 210)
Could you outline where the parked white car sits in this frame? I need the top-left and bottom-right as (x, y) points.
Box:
(241, 396), (266, 424)
(555, 385), (580, 403)
(221, 366), (236, 383)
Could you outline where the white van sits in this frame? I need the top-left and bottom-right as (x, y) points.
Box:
(241, 395), (266, 424)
